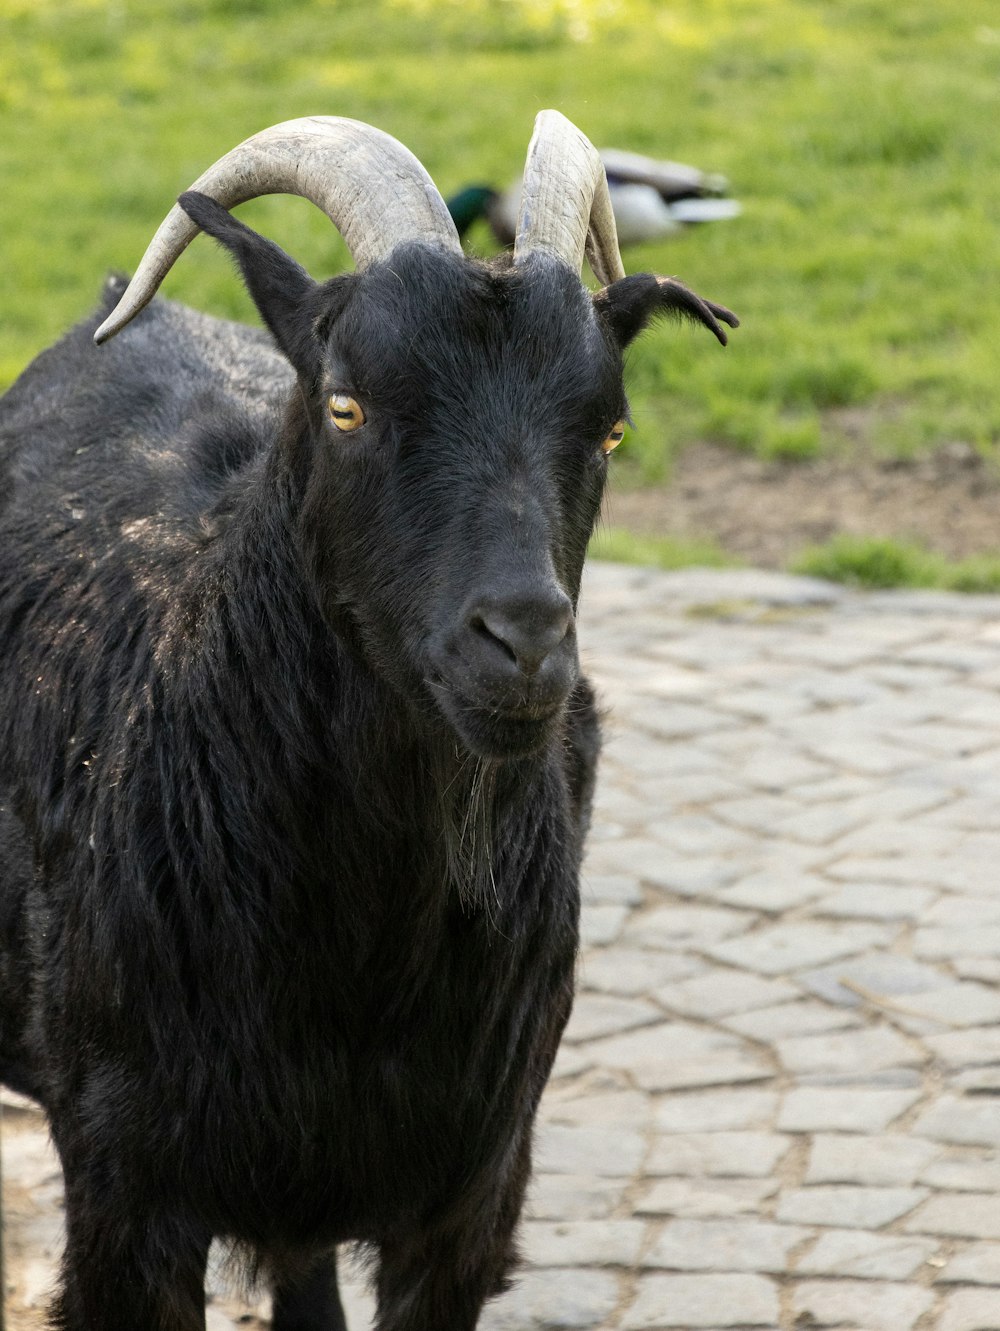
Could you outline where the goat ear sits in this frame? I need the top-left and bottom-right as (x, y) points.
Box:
(593, 273), (739, 349)
(177, 191), (322, 379)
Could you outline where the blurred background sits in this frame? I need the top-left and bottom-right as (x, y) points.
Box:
(2, 0), (999, 587)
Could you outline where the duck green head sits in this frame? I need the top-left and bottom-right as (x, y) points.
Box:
(445, 185), (501, 239)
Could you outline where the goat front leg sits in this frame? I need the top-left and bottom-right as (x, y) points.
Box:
(374, 1237), (516, 1331)
(271, 1252), (347, 1331)
(373, 1154), (529, 1331)
(51, 1169), (210, 1331)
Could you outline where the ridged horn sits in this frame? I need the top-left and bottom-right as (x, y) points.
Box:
(95, 116), (462, 345)
(513, 110), (626, 286)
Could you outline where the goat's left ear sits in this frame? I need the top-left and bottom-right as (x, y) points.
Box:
(593, 273), (739, 350)
(178, 191), (323, 380)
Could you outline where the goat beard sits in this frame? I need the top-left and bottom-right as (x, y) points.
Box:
(432, 746), (505, 918)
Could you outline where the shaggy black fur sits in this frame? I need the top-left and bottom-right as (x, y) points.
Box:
(0, 194), (736, 1331)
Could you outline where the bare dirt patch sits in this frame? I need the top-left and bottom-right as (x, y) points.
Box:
(603, 441), (1000, 568)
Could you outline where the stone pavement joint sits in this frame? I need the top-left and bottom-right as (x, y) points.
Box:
(5, 563), (1000, 1331)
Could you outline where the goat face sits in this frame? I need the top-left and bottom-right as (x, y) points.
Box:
(304, 246), (623, 761)
(178, 191), (732, 760)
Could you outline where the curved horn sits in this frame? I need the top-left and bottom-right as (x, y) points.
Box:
(513, 110), (626, 286)
(95, 116), (462, 345)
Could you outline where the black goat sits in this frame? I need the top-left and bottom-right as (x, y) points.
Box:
(0, 113), (736, 1331)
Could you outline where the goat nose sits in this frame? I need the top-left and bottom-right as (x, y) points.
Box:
(470, 589), (574, 677)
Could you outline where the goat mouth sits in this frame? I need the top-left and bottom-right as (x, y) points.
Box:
(424, 673), (564, 759)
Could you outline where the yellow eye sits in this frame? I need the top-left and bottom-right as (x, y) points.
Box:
(328, 394), (366, 432)
(602, 420), (626, 454)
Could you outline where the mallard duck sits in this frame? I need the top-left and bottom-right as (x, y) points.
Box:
(447, 147), (740, 249)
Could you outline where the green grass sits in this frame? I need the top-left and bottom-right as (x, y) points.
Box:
(791, 535), (1000, 592)
(2, 0), (999, 479)
(591, 528), (1000, 594)
(589, 527), (732, 571)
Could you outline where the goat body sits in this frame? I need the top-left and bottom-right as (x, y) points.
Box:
(0, 115), (735, 1331)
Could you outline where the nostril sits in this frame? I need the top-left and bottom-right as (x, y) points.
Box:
(467, 592), (574, 677)
(469, 612), (519, 667)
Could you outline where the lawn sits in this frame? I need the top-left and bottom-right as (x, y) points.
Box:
(2, 0), (998, 489)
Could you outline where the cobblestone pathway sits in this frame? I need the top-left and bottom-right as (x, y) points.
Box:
(6, 562), (1000, 1331)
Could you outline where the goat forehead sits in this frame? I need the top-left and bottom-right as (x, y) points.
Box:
(339, 249), (608, 392)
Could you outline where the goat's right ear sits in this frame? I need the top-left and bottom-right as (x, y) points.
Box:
(178, 191), (323, 380)
(594, 273), (739, 350)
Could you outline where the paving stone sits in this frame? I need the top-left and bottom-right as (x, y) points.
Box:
(722, 999), (861, 1041)
(915, 925), (1000, 959)
(805, 1134), (941, 1186)
(738, 746), (836, 788)
(205, 1308), (242, 1331)
(579, 903), (629, 947)
(796, 1228), (940, 1279)
(583, 838), (675, 882)
(950, 957), (1000, 983)
(919, 1152), (1000, 1194)
(551, 1043), (594, 1079)
(923, 895), (1000, 926)
(936, 1241), (1000, 1285)
(775, 1025), (924, 1076)
(803, 735), (929, 777)
(336, 1274), (377, 1331)
(520, 1219), (647, 1267)
(829, 855), (974, 891)
(580, 872), (644, 906)
(712, 793), (802, 831)
(525, 1174), (629, 1221)
(621, 1272), (779, 1329)
(646, 813), (763, 862)
(714, 684), (816, 724)
(653, 968), (797, 1020)
(903, 1193), (1000, 1239)
(654, 1088), (780, 1134)
(912, 1096), (1000, 1148)
(936, 1287), (1000, 1331)
(636, 1176), (778, 1218)
(580, 1022), (771, 1093)
(776, 1184), (927, 1228)
(829, 819), (963, 858)
(579, 948), (704, 996)
(562, 993), (663, 1043)
(622, 904), (756, 950)
(790, 1278), (934, 1330)
(715, 870), (828, 913)
(901, 641), (1000, 672)
(951, 1066), (1000, 1093)
(833, 782), (956, 822)
(813, 881), (938, 921)
(544, 1088), (652, 1130)
(647, 1132), (791, 1179)
(635, 700), (739, 741)
(629, 857), (742, 899)
(800, 953), (950, 1006)
(773, 802), (869, 845)
(927, 795), (1000, 832)
(639, 774), (746, 807)
(600, 733), (720, 785)
(778, 1086), (922, 1133)
(481, 1268), (620, 1330)
(708, 921), (893, 976)
(650, 567), (845, 608)
(892, 983), (1000, 1028)
(869, 662), (958, 690)
(534, 1123), (646, 1177)
(791, 774), (878, 803)
(778, 669), (889, 706)
(646, 1218), (808, 1274)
